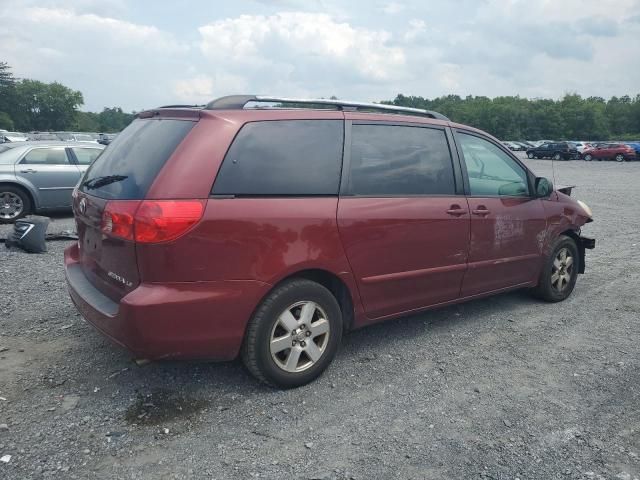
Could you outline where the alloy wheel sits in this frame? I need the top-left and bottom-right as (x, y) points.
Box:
(615, 154), (624, 162)
(269, 301), (330, 373)
(551, 247), (574, 293)
(0, 192), (24, 220)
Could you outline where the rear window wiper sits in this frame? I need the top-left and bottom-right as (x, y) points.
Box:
(82, 175), (128, 190)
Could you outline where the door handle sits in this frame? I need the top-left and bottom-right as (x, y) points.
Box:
(472, 206), (491, 216)
(446, 205), (468, 217)
(20, 169), (38, 173)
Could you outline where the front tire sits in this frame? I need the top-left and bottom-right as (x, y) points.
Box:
(615, 154), (624, 162)
(242, 279), (342, 388)
(532, 235), (579, 302)
(553, 153), (562, 160)
(527, 152), (535, 159)
(583, 154), (592, 161)
(0, 186), (32, 223)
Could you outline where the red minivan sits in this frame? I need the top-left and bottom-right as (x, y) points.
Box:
(65, 96), (595, 388)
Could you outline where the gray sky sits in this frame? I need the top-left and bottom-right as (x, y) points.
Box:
(2, 0), (639, 112)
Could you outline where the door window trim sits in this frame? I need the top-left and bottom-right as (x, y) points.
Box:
(452, 129), (535, 198)
(210, 118), (345, 198)
(67, 147), (103, 166)
(339, 121), (463, 198)
(18, 147), (73, 166)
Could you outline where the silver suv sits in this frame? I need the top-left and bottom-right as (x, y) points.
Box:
(0, 141), (104, 222)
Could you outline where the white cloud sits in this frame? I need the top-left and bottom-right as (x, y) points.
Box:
(198, 12), (406, 85)
(382, 2), (404, 14)
(0, 0), (638, 112)
(24, 7), (187, 53)
(173, 73), (249, 103)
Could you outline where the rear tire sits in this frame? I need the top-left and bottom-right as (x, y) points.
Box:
(527, 152), (535, 159)
(0, 185), (32, 223)
(531, 235), (579, 302)
(583, 154), (592, 161)
(615, 154), (624, 162)
(553, 153), (562, 160)
(242, 279), (342, 388)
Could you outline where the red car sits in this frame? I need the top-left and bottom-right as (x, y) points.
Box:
(65, 95), (595, 388)
(582, 143), (636, 162)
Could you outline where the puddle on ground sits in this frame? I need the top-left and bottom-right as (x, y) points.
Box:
(124, 390), (209, 425)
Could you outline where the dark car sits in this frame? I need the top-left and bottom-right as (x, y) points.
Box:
(626, 143), (640, 156)
(582, 143), (637, 162)
(97, 133), (117, 145)
(64, 95), (595, 388)
(526, 142), (579, 160)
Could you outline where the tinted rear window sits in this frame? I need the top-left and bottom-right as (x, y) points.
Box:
(80, 119), (194, 199)
(212, 120), (343, 195)
(348, 125), (455, 196)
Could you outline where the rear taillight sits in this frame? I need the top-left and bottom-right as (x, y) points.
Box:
(102, 200), (140, 241)
(101, 200), (205, 243)
(135, 200), (205, 243)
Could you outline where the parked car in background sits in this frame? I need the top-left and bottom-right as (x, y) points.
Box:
(503, 141), (527, 151)
(513, 141), (533, 150)
(97, 133), (117, 145)
(55, 132), (100, 143)
(526, 142), (579, 160)
(573, 142), (591, 154)
(27, 132), (59, 141)
(625, 142), (640, 156)
(582, 143), (636, 162)
(1, 132), (28, 143)
(64, 95), (595, 388)
(0, 141), (104, 222)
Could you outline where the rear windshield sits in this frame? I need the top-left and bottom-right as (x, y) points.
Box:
(80, 118), (194, 199)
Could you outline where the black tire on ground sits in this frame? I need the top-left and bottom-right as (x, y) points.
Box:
(242, 278), (343, 388)
(527, 152), (535, 159)
(553, 153), (562, 160)
(0, 185), (32, 224)
(615, 154), (625, 162)
(531, 235), (579, 303)
(583, 154), (592, 161)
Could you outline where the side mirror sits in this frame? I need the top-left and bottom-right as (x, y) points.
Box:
(535, 177), (553, 198)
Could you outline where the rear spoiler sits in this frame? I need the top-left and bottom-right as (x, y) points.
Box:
(557, 185), (575, 196)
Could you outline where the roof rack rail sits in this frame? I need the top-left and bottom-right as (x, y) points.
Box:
(158, 104), (205, 109)
(204, 95), (449, 121)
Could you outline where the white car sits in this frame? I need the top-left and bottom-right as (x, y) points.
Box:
(573, 142), (591, 154)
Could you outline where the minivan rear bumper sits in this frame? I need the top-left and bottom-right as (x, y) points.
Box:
(64, 244), (270, 361)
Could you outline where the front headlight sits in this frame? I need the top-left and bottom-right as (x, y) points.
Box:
(577, 200), (592, 217)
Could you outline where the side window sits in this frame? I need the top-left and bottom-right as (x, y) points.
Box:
(21, 148), (70, 165)
(213, 120), (343, 195)
(458, 133), (529, 197)
(349, 125), (455, 195)
(72, 148), (102, 165)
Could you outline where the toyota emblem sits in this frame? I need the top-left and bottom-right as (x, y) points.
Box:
(79, 197), (87, 214)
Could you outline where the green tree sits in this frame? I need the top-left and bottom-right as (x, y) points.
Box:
(388, 93), (640, 140)
(12, 79), (84, 131)
(0, 111), (14, 130)
(0, 62), (17, 128)
(97, 107), (134, 132)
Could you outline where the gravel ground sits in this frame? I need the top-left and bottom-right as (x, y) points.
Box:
(0, 158), (638, 480)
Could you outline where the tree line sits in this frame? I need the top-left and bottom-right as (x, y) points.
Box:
(386, 93), (640, 140)
(2, 60), (640, 139)
(0, 62), (133, 133)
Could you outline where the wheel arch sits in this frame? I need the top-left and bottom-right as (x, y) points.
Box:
(0, 181), (37, 211)
(259, 269), (356, 333)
